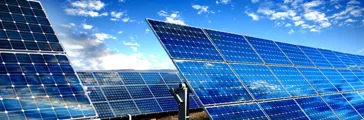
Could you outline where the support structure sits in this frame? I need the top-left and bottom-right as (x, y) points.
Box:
(170, 83), (190, 120)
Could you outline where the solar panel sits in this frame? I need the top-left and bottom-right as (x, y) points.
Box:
(321, 94), (362, 119)
(298, 45), (333, 68)
(259, 99), (309, 119)
(275, 42), (315, 67)
(206, 103), (268, 120)
(77, 71), (201, 119)
(147, 19), (364, 120)
(230, 64), (290, 100)
(346, 53), (364, 68)
(295, 96), (338, 120)
(0, 1), (96, 119)
(342, 92), (364, 117)
(317, 49), (347, 68)
(0, 0), (63, 52)
(204, 29), (263, 64)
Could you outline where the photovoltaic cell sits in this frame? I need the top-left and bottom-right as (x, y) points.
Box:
(259, 99), (309, 120)
(297, 68), (338, 93)
(346, 54), (364, 68)
(204, 29), (263, 64)
(206, 103), (268, 120)
(275, 42), (314, 67)
(320, 69), (354, 92)
(147, 19), (223, 61)
(337, 70), (364, 90)
(295, 96), (338, 120)
(175, 60), (253, 105)
(334, 51), (357, 68)
(298, 46), (333, 68)
(269, 66), (317, 96)
(318, 49), (347, 68)
(230, 64), (290, 100)
(245, 36), (292, 65)
(342, 92), (364, 117)
(322, 94), (362, 120)
(78, 71), (200, 119)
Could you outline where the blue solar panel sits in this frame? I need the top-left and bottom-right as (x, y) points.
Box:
(204, 29), (263, 64)
(93, 103), (114, 118)
(230, 64), (290, 100)
(109, 101), (140, 116)
(320, 69), (354, 91)
(118, 72), (145, 84)
(206, 103), (268, 120)
(337, 70), (364, 90)
(297, 68), (338, 93)
(334, 51), (357, 68)
(245, 36), (292, 65)
(322, 94), (362, 120)
(147, 20), (223, 61)
(298, 46), (333, 68)
(342, 92), (364, 117)
(135, 99), (162, 114)
(269, 66), (317, 96)
(318, 49), (347, 68)
(346, 54), (364, 68)
(78, 71), (200, 118)
(259, 99), (309, 120)
(295, 96), (338, 120)
(275, 42), (315, 67)
(352, 70), (364, 81)
(175, 61), (253, 105)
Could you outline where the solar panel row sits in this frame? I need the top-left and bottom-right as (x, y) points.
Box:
(0, 0), (96, 119)
(77, 71), (200, 119)
(147, 19), (364, 120)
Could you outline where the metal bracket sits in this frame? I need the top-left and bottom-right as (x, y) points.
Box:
(170, 83), (190, 120)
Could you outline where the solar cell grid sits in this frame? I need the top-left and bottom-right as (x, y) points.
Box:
(342, 92), (364, 117)
(204, 29), (263, 64)
(269, 66), (317, 96)
(297, 68), (338, 93)
(334, 51), (357, 68)
(206, 103), (268, 120)
(345, 53), (363, 68)
(319, 69), (354, 92)
(322, 94), (362, 120)
(245, 36), (292, 65)
(175, 60), (253, 105)
(147, 19), (224, 61)
(230, 64), (290, 100)
(275, 42), (315, 67)
(337, 70), (364, 90)
(259, 99), (309, 120)
(318, 49), (347, 68)
(299, 46), (333, 68)
(295, 96), (339, 120)
(79, 71), (201, 118)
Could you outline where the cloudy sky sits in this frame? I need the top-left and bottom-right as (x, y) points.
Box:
(39, 0), (364, 70)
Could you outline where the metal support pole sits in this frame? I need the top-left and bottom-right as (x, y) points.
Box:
(170, 83), (190, 120)
(127, 114), (132, 120)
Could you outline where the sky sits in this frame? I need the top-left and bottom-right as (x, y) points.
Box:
(39, 0), (364, 70)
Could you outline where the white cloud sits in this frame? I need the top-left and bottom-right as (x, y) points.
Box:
(123, 41), (140, 52)
(348, 0), (360, 5)
(251, 0), (259, 3)
(345, 18), (357, 23)
(118, 31), (123, 34)
(350, 9), (363, 17)
(288, 29), (294, 34)
(145, 29), (150, 32)
(122, 17), (131, 22)
(216, 0), (230, 4)
(93, 33), (116, 42)
(111, 11), (124, 19)
(82, 24), (93, 30)
(303, 0), (324, 11)
(245, 11), (260, 21)
(359, 48), (364, 53)
(65, 0), (107, 17)
(61, 23), (76, 28)
(192, 5), (214, 14)
(257, 8), (275, 15)
(294, 21), (305, 26)
(158, 10), (185, 25)
(270, 10), (296, 20)
(285, 23), (292, 27)
(310, 28), (320, 32)
(119, 0), (125, 2)
(303, 11), (328, 22)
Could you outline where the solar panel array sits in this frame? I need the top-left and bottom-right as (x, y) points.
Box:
(147, 19), (364, 120)
(0, 0), (96, 119)
(77, 70), (200, 119)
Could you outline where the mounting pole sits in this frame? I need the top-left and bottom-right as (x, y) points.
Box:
(170, 82), (190, 120)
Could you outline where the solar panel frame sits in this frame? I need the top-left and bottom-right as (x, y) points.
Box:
(317, 49), (347, 68)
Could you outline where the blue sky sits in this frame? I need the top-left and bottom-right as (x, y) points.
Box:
(39, 0), (364, 70)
